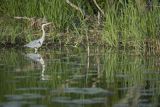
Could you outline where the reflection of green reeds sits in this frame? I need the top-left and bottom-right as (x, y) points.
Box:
(102, 49), (160, 106)
(0, 48), (160, 106)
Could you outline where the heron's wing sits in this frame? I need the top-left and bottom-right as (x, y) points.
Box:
(24, 39), (42, 48)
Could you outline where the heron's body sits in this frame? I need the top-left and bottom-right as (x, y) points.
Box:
(24, 23), (51, 53)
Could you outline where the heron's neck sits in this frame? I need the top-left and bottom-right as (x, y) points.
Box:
(41, 26), (45, 39)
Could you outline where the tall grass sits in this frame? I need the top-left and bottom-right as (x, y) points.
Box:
(1, 0), (76, 29)
(1, 0), (160, 49)
(103, 1), (160, 49)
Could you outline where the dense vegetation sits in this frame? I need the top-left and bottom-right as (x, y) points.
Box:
(0, 0), (160, 50)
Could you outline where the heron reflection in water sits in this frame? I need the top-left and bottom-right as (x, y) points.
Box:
(24, 22), (51, 53)
(25, 53), (49, 80)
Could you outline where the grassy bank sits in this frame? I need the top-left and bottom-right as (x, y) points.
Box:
(0, 0), (160, 50)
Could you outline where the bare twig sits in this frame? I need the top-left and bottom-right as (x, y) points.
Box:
(14, 16), (33, 20)
(66, 0), (85, 18)
(14, 16), (48, 28)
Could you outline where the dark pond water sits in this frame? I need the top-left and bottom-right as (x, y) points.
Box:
(0, 47), (160, 107)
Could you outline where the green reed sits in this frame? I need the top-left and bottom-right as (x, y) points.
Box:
(103, 1), (160, 49)
(1, 0), (74, 29)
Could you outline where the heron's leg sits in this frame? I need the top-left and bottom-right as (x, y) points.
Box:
(35, 48), (38, 53)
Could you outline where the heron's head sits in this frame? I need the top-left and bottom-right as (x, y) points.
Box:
(42, 22), (52, 29)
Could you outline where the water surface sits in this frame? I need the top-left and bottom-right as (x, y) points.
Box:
(0, 47), (160, 107)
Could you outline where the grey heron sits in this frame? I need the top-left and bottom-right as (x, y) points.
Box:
(24, 22), (51, 53)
